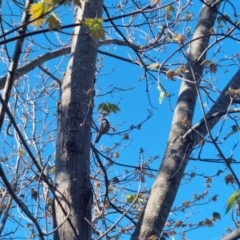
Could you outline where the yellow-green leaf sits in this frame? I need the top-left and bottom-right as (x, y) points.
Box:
(98, 102), (120, 114)
(225, 190), (240, 213)
(165, 4), (174, 12)
(157, 83), (170, 104)
(185, 12), (193, 21)
(82, 18), (105, 42)
(126, 194), (135, 203)
(159, 91), (166, 104)
(46, 13), (61, 30)
(173, 33), (185, 44)
(29, 2), (44, 18)
(151, 0), (160, 5)
(50, 166), (55, 174)
(28, 2), (46, 27)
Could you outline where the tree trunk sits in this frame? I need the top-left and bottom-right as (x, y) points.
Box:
(53, 1), (102, 239)
(131, 1), (221, 239)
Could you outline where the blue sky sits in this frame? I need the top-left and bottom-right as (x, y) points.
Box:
(96, 1), (240, 239)
(0, 0), (240, 239)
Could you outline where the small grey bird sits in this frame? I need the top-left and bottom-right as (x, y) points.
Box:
(95, 119), (110, 143)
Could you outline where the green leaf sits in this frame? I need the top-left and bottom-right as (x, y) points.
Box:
(151, 0), (160, 5)
(185, 11), (193, 21)
(165, 4), (174, 12)
(28, 2), (48, 27)
(50, 166), (55, 174)
(157, 83), (170, 104)
(110, 103), (120, 113)
(126, 194), (135, 203)
(98, 102), (120, 114)
(82, 18), (105, 42)
(225, 190), (240, 213)
(126, 194), (144, 205)
(46, 13), (61, 30)
(159, 91), (166, 104)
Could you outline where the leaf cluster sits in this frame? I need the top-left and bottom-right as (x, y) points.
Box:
(98, 102), (120, 114)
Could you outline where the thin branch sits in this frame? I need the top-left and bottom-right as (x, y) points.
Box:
(91, 143), (136, 225)
(38, 65), (61, 85)
(0, 47), (70, 90)
(0, 164), (44, 239)
(0, 0), (33, 131)
(0, 93), (78, 237)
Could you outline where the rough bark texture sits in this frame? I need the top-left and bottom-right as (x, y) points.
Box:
(54, 1), (102, 240)
(131, 1), (221, 239)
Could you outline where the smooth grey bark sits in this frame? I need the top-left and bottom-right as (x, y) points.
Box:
(222, 228), (240, 240)
(54, 1), (102, 240)
(131, 1), (221, 239)
(188, 69), (240, 142)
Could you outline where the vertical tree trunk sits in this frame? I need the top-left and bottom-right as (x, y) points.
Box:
(54, 1), (102, 239)
(131, 1), (220, 239)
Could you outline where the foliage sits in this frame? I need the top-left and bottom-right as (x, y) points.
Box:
(225, 191), (240, 214)
(82, 18), (105, 42)
(28, 0), (70, 28)
(0, 0), (240, 239)
(98, 102), (120, 114)
(29, 0), (105, 40)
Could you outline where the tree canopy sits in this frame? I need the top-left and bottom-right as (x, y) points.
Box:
(0, 0), (240, 239)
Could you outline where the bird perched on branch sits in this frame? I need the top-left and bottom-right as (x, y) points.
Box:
(95, 119), (110, 143)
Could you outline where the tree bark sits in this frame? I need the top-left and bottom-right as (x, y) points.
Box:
(53, 1), (102, 239)
(222, 228), (240, 240)
(131, 1), (221, 239)
(193, 69), (240, 140)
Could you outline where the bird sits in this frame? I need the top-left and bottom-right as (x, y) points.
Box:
(95, 119), (110, 143)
